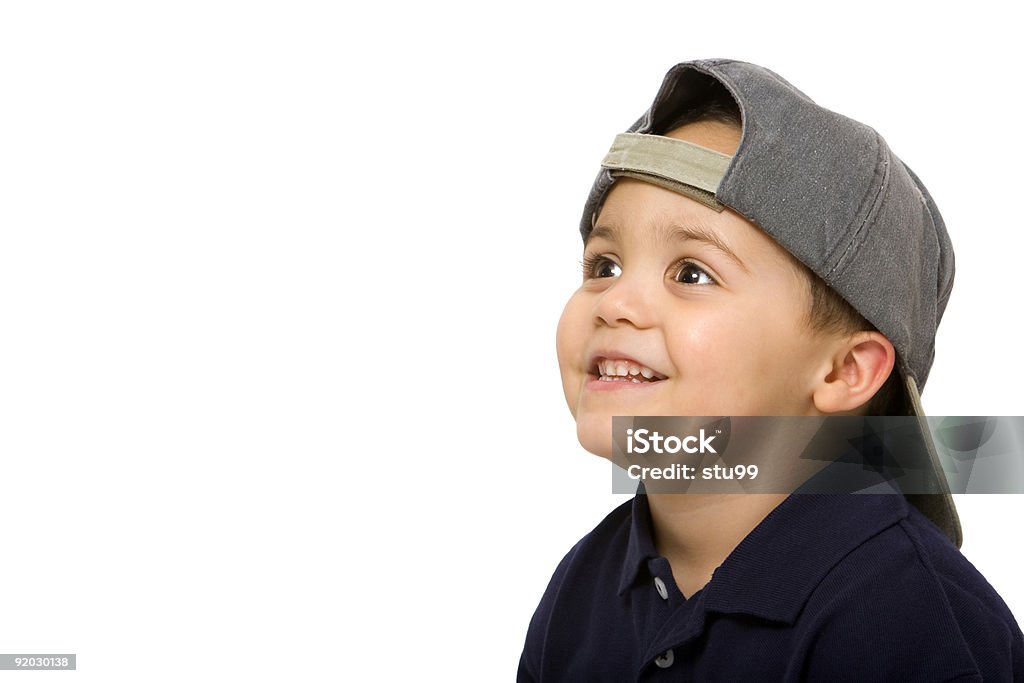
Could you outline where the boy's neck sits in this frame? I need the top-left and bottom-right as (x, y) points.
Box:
(646, 493), (789, 599)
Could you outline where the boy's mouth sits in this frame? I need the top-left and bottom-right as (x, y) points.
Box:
(589, 357), (667, 384)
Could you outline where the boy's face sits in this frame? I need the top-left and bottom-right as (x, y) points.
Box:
(557, 121), (839, 458)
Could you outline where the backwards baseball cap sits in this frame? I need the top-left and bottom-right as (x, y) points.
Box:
(580, 59), (961, 547)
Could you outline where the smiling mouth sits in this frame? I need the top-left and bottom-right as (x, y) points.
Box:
(590, 358), (668, 384)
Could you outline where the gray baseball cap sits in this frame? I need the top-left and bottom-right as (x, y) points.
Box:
(580, 59), (961, 547)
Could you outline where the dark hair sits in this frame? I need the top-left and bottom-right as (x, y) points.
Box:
(658, 78), (743, 132)
(805, 271), (905, 416)
(662, 87), (904, 416)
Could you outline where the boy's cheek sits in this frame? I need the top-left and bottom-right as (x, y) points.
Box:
(554, 297), (589, 397)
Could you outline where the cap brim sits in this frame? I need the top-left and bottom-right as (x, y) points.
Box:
(900, 367), (963, 548)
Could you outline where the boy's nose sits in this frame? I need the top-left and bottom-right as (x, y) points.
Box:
(591, 276), (655, 329)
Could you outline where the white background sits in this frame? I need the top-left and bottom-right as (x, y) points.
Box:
(1, 1), (1021, 680)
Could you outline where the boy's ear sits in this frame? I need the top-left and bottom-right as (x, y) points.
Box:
(812, 332), (896, 415)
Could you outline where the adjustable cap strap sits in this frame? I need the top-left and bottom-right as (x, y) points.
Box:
(600, 133), (732, 212)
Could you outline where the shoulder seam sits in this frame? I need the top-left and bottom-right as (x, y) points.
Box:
(896, 517), (984, 677)
(798, 510), (905, 619)
(901, 515), (1017, 636)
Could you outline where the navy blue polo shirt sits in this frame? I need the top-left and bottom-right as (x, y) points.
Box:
(518, 491), (1024, 681)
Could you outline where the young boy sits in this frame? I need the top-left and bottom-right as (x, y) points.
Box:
(518, 59), (1024, 681)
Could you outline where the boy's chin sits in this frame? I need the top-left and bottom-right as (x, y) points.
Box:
(576, 419), (614, 461)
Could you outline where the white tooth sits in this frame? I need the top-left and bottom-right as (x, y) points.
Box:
(631, 377), (640, 383)
(640, 367), (653, 379)
(629, 365), (640, 376)
(615, 361), (627, 376)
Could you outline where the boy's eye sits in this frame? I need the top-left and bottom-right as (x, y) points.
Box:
(675, 261), (716, 286)
(582, 254), (621, 279)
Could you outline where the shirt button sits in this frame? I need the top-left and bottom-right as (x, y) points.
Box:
(653, 576), (668, 600)
(654, 648), (674, 669)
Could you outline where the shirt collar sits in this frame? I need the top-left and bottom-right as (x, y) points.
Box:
(618, 484), (910, 624)
(617, 483), (660, 596)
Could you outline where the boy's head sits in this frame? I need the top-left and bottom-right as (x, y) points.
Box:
(557, 59), (960, 544)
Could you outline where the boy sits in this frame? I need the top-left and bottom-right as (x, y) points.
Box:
(518, 59), (1024, 681)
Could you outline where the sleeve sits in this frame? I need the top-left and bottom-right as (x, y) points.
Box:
(792, 528), (1015, 682)
(516, 541), (583, 683)
(516, 643), (538, 683)
(796, 594), (988, 683)
(517, 596), (546, 683)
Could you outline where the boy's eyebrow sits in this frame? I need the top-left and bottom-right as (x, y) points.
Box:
(588, 223), (749, 273)
(669, 225), (749, 273)
(585, 224), (620, 245)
